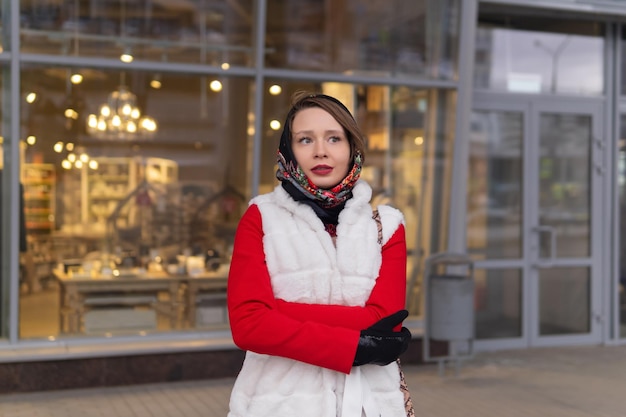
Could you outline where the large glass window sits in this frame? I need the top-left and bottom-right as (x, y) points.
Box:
(2, 1), (462, 345)
(0, 71), (6, 339)
(467, 110), (523, 260)
(18, 65), (251, 338)
(20, 1), (255, 67)
(475, 268), (522, 339)
(265, 0), (461, 80)
(259, 81), (457, 317)
(475, 8), (604, 95)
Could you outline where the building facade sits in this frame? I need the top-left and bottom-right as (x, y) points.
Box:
(1, 0), (626, 384)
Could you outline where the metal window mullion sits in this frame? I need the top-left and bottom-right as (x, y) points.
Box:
(19, 53), (258, 77)
(609, 22), (621, 342)
(447, 0), (477, 254)
(259, 68), (458, 89)
(250, 0), (267, 198)
(5, 0), (21, 343)
(481, 0), (626, 16)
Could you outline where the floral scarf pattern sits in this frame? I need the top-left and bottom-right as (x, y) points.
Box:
(276, 150), (362, 209)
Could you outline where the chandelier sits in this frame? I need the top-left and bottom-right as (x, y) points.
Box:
(87, 86), (157, 139)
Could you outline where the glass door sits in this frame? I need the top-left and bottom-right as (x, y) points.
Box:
(469, 94), (604, 349)
(530, 99), (603, 346)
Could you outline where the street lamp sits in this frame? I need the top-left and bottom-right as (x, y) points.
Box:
(534, 36), (571, 93)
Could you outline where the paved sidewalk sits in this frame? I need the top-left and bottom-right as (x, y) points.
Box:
(1, 344), (626, 416)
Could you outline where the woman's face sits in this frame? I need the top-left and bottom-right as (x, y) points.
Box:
(291, 107), (352, 189)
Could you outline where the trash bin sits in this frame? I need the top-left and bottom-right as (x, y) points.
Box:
(422, 252), (475, 376)
(429, 274), (474, 341)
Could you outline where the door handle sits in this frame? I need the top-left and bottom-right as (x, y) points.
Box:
(532, 225), (556, 267)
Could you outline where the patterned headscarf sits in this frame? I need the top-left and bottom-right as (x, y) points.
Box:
(276, 94), (362, 219)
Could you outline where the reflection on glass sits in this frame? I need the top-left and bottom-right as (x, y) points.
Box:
(467, 110), (523, 260)
(19, 66), (252, 339)
(475, 18), (604, 95)
(20, 1), (254, 66)
(259, 82), (456, 317)
(0, 73), (4, 339)
(619, 114), (626, 338)
(538, 113), (590, 258)
(475, 268), (522, 339)
(539, 267), (590, 335)
(265, 0), (460, 79)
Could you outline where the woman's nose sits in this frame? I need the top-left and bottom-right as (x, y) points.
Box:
(313, 140), (327, 158)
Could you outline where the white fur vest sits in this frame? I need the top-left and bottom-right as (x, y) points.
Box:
(228, 180), (406, 417)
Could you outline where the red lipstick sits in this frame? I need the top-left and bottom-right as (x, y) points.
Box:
(311, 165), (332, 175)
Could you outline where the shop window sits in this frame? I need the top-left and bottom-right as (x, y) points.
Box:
(467, 110), (523, 260)
(259, 81), (457, 318)
(18, 66), (252, 339)
(265, 0), (460, 80)
(0, 87), (5, 339)
(19, 0), (254, 67)
(476, 8), (604, 96)
(474, 268), (522, 339)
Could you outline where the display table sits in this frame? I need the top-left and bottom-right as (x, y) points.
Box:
(54, 266), (229, 334)
(184, 264), (230, 327)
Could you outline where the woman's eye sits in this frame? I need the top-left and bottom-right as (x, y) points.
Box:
(298, 137), (312, 144)
(329, 136), (342, 143)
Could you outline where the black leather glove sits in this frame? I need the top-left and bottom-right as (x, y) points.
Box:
(353, 310), (412, 366)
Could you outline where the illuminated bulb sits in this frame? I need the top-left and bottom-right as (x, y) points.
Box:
(221, 63), (230, 70)
(247, 127), (255, 136)
(270, 120), (281, 130)
(150, 79), (162, 89)
(66, 142), (75, 151)
(209, 80), (222, 92)
(120, 53), (134, 63)
(61, 160), (72, 170)
(88, 114), (98, 128)
(64, 108), (78, 119)
(70, 73), (83, 84)
(100, 105), (111, 117)
(122, 104), (132, 115)
(53, 142), (64, 153)
(414, 136), (424, 146)
(97, 120), (106, 131)
(269, 85), (282, 95)
(79, 153), (89, 162)
(111, 115), (121, 127)
(26, 92), (37, 104)
(127, 121), (137, 133)
(130, 108), (140, 119)
(26, 135), (36, 145)
(140, 118), (157, 132)
(74, 160), (83, 169)
(67, 153), (76, 162)
(88, 160), (98, 170)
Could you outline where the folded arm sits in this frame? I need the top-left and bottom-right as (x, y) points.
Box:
(227, 205), (360, 374)
(274, 223), (407, 331)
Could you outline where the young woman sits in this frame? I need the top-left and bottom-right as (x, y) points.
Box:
(227, 91), (411, 417)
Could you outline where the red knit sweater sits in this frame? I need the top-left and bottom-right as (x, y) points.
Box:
(227, 204), (407, 374)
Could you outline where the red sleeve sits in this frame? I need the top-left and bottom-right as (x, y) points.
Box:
(275, 224), (407, 331)
(227, 204), (360, 374)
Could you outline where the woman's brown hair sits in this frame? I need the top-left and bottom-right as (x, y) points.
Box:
(286, 91), (366, 163)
